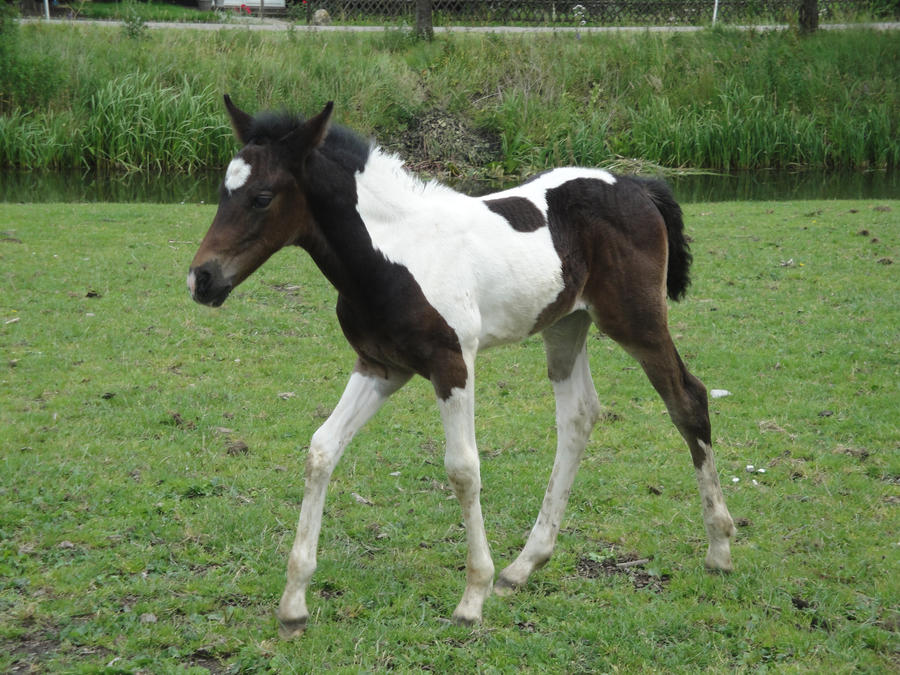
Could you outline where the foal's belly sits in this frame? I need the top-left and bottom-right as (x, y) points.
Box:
(418, 228), (566, 349)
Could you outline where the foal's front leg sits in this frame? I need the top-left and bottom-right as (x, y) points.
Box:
(277, 363), (410, 639)
(435, 361), (495, 625)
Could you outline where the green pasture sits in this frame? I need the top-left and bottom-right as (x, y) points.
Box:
(1, 198), (897, 672)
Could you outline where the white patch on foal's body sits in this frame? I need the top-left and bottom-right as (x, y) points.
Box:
(224, 157), (252, 193)
(355, 149), (586, 349)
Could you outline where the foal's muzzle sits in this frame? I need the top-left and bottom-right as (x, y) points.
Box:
(188, 260), (233, 307)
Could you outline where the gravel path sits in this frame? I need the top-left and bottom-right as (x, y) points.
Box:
(20, 17), (900, 33)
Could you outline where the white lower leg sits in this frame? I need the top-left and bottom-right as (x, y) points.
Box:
(439, 384), (494, 625)
(277, 471), (328, 637)
(451, 484), (494, 624)
(497, 348), (600, 592)
(695, 440), (735, 571)
(277, 369), (407, 638)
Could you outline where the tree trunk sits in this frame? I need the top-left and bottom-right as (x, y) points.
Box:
(799, 0), (819, 33)
(416, 0), (433, 40)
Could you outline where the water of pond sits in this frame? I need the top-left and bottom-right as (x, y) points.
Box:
(0, 168), (897, 204)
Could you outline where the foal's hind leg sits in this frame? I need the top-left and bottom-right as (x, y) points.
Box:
(610, 321), (735, 572)
(496, 312), (601, 593)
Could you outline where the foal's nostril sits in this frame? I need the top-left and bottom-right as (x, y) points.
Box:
(188, 261), (232, 307)
(193, 267), (212, 295)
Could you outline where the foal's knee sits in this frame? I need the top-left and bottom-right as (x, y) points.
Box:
(445, 449), (480, 496)
(305, 431), (340, 482)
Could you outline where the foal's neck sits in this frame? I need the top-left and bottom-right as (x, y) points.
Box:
(300, 147), (448, 300)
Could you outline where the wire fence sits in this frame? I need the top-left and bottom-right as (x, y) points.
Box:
(300, 0), (898, 25)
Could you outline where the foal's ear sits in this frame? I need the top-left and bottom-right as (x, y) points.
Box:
(304, 101), (335, 149)
(286, 101), (334, 160)
(224, 94), (254, 145)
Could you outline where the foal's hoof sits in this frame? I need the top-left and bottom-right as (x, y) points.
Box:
(277, 615), (308, 640)
(450, 612), (481, 628)
(704, 547), (733, 573)
(493, 576), (520, 597)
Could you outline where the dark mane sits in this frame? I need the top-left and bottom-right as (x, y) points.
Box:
(247, 110), (370, 173)
(245, 111), (303, 145)
(320, 123), (370, 173)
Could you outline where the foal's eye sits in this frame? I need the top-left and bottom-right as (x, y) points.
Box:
(252, 193), (274, 210)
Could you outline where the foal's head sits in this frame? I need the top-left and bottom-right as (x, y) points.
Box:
(188, 96), (333, 307)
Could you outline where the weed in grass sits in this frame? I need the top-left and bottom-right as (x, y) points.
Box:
(121, 0), (148, 41)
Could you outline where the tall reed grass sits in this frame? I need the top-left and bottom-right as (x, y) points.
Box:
(81, 73), (230, 172)
(1, 22), (898, 173)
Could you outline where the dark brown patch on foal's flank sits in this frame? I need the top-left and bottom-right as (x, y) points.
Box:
(484, 196), (546, 232)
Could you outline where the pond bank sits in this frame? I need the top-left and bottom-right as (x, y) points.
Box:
(2, 168), (897, 204)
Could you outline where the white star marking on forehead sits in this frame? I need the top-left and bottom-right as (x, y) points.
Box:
(224, 157), (252, 194)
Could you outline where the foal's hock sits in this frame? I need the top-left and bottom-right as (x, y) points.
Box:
(188, 97), (735, 638)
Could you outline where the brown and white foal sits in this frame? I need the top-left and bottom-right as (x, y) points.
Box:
(188, 98), (735, 638)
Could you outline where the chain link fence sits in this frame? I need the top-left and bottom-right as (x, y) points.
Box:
(301, 0), (897, 25)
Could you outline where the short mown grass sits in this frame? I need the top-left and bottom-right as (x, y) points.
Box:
(1, 199), (898, 671)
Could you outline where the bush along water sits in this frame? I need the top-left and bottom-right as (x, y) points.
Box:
(0, 22), (898, 175)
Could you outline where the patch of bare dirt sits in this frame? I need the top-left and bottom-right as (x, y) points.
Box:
(576, 544), (670, 593)
(5, 633), (60, 673)
(188, 647), (228, 674)
(3, 630), (113, 673)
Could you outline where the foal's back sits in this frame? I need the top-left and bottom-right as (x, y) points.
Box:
(354, 154), (671, 350)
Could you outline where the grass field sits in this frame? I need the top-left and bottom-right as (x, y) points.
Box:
(1, 198), (898, 672)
